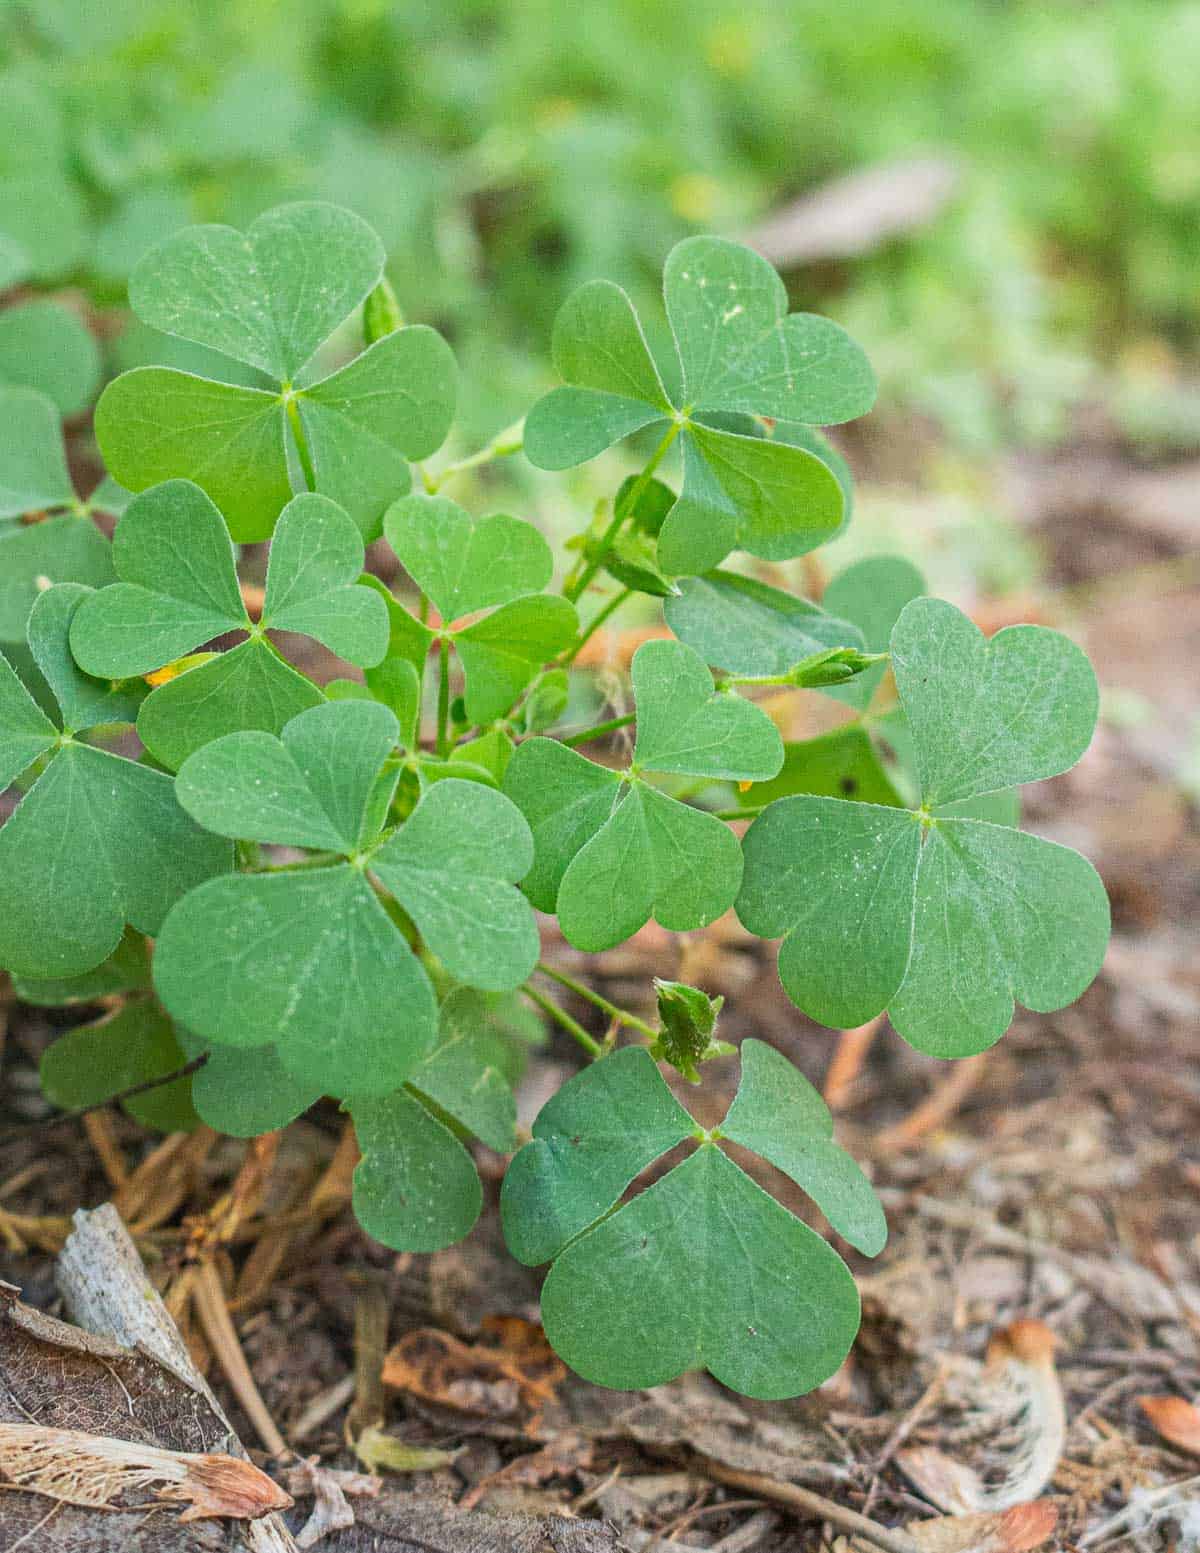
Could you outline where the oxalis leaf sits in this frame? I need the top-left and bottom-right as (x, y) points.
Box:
(503, 638), (782, 950)
(0, 300), (101, 417)
(665, 569), (864, 678)
(0, 586), (231, 980)
(154, 700), (538, 1096)
(737, 598), (1110, 1057)
(502, 1041), (882, 1398)
(524, 238), (876, 574)
(96, 201), (458, 540)
(40, 998), (198, 1134)
(348, 990), (519, 1252)
(382, 493), (577, 724)
(70, 480), (389, 768)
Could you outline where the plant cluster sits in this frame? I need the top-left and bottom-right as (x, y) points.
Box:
(0, 202), (1110, 1400)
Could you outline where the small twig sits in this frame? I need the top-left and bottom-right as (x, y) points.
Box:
(698, 1460), (921, 1553)
(0, 1056), (209, 1147)
(824, 1016), (884, 1109)
(873, 1358), (948, 1472)
(83, 1111), (129, 1191)
(192, 1260), (288, 1459)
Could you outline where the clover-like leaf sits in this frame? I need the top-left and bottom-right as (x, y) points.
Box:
(0, 517), (115, 646)
(525, 238), (875, 574)
(382, 501), (576, 725)
(503, 1041), (874, 1398)
(190, 1043), (324, 1139)
(70, 481), (387, 767)
(0, 588), (232, 979)
(665, 570), (864, 677)
(0, 387), (75, 520)
(370, 779), (540, 991)
(738, 598), (1110, 1056)
(0, 300), (101, 416)
(97, 202), (457, 540)
(504, 640), (780, 950)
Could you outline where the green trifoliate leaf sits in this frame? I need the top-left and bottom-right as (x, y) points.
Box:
(13, 928), (151, 1007)
(720, 1040), (886, 1255)
(891, 597), (1100, 805)
(631, 639), (783, 782)
(453, 728), (514, 784)
(738, 599), (1109, 1055)
(176, 701), (400, 854)
(0, 592), (232, 979)
(40, 999), (198, 1134)
(0, 301), (101, 416)
(665, 569), (864, 678)
(384, 495), (554, 623)
(190, 1043), (324, 1138)
(556, 781), (743, 951)
(136, 642), (323, 772)
(650, 979), (729, 1083)
(822, 556), (926, 711)
(0, 387), (75, 520)
(94, 370), (291, 544)
(540, 1144), (859, 1399)
(102, 202), (457, 542)
(0, 517), (115, 646)
(525, 237), (874, 574)
(129, 202), (385, 381)
(455, 594), (578, 724)
(371, 779), (539, 991)
(259, 494), (389, 665)
(501, 737), (623, 913)
(746, 725), (905, 809)
(153, 862), (437, 1097)
(349, 1087), (482, 1252)
(295, 327), (457, 538)
(664, 237), (877, 422)
(501, 1046), (693, 1266)
(503, 1040), (870, 1398)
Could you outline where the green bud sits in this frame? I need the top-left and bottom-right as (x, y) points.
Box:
(651, 978), (730, 1083)
(785, 647), (888, 689)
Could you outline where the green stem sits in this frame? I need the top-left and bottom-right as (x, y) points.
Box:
(537, 961), (657, 1039)
(436, 638), (451, 757)
(424, 420), (525, 493)
(284, 391), (317, 491)
(560, 711), (636, 748)
(566, 419), (682, 603)
(560, 587), (631, 668)
(523, 984), (603, 1059)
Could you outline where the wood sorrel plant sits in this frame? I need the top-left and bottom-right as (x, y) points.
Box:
(0, 203), (1110, 1401)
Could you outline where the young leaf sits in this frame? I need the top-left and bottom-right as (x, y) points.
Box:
(454, 595), (579, 724)
(738, 599), (1110, 1056)
(664, 570), (864, 677)
(370, 779), (539, 991)
(0, 300), (101, 416)
(525, 236), (876, 573)
(0, 589), (231, 978)
(384, 495), (554, 621)
(503, 1041), (873, 1398)
(0, 387), (75, 520)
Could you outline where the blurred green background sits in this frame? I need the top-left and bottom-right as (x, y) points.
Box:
(2, 0), (1198, 594)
